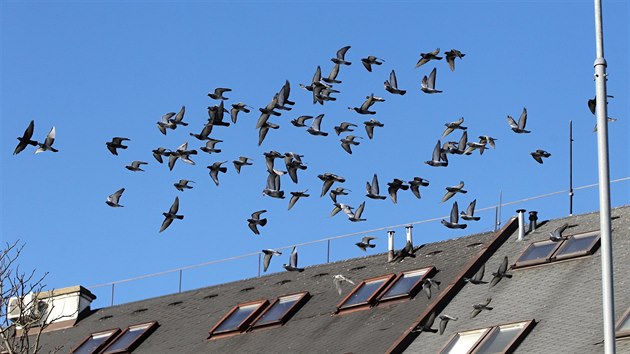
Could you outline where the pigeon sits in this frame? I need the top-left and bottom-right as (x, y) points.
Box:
(263, 170), (285, 199)
(348, 95), (376, 115)
(346, 201), (367, 222)
(263, 150), (283, 173)
(258, 121), (280, 146)
(366, 174), (387, 200)
(288, 190), (309, 210)
(549, 223), (569, 242)
(478, 135), (498, 149)
(409, 177), (430, 199)
(207, 161), (227, 186)
(384, 70), (406, 95)
(306, 114), (328, 136)
(318, 173), (346, 197)
(275, 86), (293, 111)
(170, 106), (188, 127)
(422, 278), (441, 299)
(152, 147), (170, 164)
(329, 187), (350, 203)
(507, 107), (530, 133)
(247, 210), (268, 235)
(531, 149), (551, 164)
(463, 263), (487, 285)
(173, 179), (194, 191)
(363, 119), (384, 140)
(279, 80), (295, 106)
(489, 256), (512, 287)
(441, 181), (467, 203)
(168, 142), (197, 170)
(441, 201), (467, 229)
(445, 49), (465, 72)
(34, 126), (58, 153)
(438, 315), (458, 335)
(291, 115), (314, 127)
(330, 203), (353, 218)
(322, 63), (342, 84)
(262, 249), (282, 272)
(421, 67), (442, 94)
(412, 312), (438, 333)
(333, 274), (355, 295)
(463, 139), (487, 155)
(230, 103), (251, 124)
(415, 48), (442, 68)
(157, 113), (177, 135)
(13, 120), (38, 155)
(160, 196), (184, 233)
(334, 122), (358, 136)
(361, 56), (384, 72)
(283, 246), (304, 272)
(189, 123), (214, 140)
(285, 154), (308, 184)
(387, 179), (409, 204)
(105, 188), (125, 207)
(340, 135), (362, 154)
(587, 95), (617, 131)
(125, 161), (148, 172)
(355, 236), (377, 251)
(299, 66), (327, 92)
(200, 139), (223, 154)
(442, 117), (467, 138)
(233, 156), (253, 174)
(390, 240), (417, 263)
(331, 45), (352, 66)
(460, 199), (480, 221)
(470, 298), (493, 318)
(106, 137), (130, 156)
(207, 87), (231, 100)
(208, 101), (231, 127)
(425, 140), (448, 167)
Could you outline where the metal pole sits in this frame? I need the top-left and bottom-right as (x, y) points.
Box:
(178, 270), (182, 293)
(593, 0), (616, 352)
(257, 253), (261, 277)
(326, 239), (331, 263)
(569, 120), (574, 216)
(111, 284), (115, 307)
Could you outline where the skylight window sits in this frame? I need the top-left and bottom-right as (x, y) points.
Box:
(616, 307), (630, 339)
(209, 300), (268, 338)
(102, 321), (159, 354)
(336, 275), (394, 312)
(72, 329), (120, 354)
(551, 231), (600, 261)
(440, 320), (535, 354)
(379, 267), (433, 301)
(514, 230), (600, 269)
(251, 292), (310, 329)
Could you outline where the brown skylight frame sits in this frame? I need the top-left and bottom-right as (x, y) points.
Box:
(512, 240), (561, 268)
(550, 230), (600, 261)
(378, 267), (436, 303)
(439, 320), (536, 354)
(71, 328), (120, 354)
(249, 292), (310, 330)
(616, 306), (630, 339)
(101, 321), (159, 354)
(513, 230), (600, 269)
(335, 274), (395, 314)
(208, 299), (269, 340)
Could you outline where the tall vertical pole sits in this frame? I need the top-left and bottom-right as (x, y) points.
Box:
(569, 120), (574, 216)
(593, 0), (615, 352)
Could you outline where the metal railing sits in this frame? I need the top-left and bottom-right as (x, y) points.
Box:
(87, 176), (629, 307)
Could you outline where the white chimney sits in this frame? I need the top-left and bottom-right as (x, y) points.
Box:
(516, 209), (526, 241)
(387, 230), (395, 262)
(405, 225), (413, 245)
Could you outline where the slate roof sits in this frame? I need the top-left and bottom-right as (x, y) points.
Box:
(403, 205), (630, 353)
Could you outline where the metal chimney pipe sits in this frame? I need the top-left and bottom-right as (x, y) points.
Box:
(528, 211), (539, 233)
(516, 209), (526, 241)
(405, 225), (413, 246)
(387, 230), (395, 262)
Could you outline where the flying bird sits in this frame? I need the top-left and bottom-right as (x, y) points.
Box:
(125, 161), (148, 172)
(333, 275), (355, 295)
(232, 156), (253, 174)
(334, 122), (358, 136)
(207, 161), (228, 186)
(263, 150), (283, 173)
(318, 173), (346, 197)
(200, 139), (223, 154)
(262, 249), (282, 272)
(340, 135), (362, 154)
(415, 48), (442, 68)
(412, 312), (438, 333)
(288, 190), (309, 210)
(170, 106), (188, 127)
(34, 126), (58, 154)
(445, 49), (465, 71)
(421, 67), (442, 94)
(291, 115), (314, 127)
(329, 187), (350, 203)
(157, 113), (176, 135)
(441, 201), (467, 229)
(168, 142), (197, 170)
(173, 179), (194, 191)
(507, 107), (530, 133)
(425, 140), (448, 167)
(283, 246), (304, 272)
(549, 223), (569, 242)
(285, 153), (308, 184)
(384, 70), (406, 95)
(460, 199), (480, 221)
(489, 256), (512, 287)
(247, 210), (268, 235)
(478, 135), (498, 149)
(208, 101), (231, 127)
(263, 170), (285, 199)
(346, 201), (367, 222)
(189, 123), (213, 141)
(442, 117), (467, 138)
(13, 120), (38, 155)
(361, 55), (384, 72)
(363, 119), (384, 140)
(331, 46), (352, 66)
(438, 315), (458, 335)
(531, 149), (551, 164)
(106, 137), (130, 156)
(387, 179), (409, 204)
(348, 95), (377, 115)
(470, 298), (493, 318)
(409, 177), (430, 199)
(207, 87), (231, 100)
(355, 236), (377, 251)
(105, 188), (125, 207)
(160, 196), (184, 233)
(306, 114), (328, 136)
(230, 102), (251, 124)
(366, 174), (387, 200)
(322, 63), (342, 84)
(463, 263), (487, 285)
(152, 147), (170, 164)
(441, 181), (467, 203)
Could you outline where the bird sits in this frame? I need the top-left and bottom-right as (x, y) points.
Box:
(384, 70), (406, 95)
(151, 147), (169, 164)
(587, 95), (614, 115)
(299, 66), (327, 92)
(258, 121), (280, 146)
(288, 190), (309, 210)
(412, 312), (438, 333)
(247, 210), (268, 235)
(549, 223), (569, 242)
(329, 187), (350, 203)
(160, 196), (184, 233)
(207, 87), (231, 100)
(125, 161), (148, 172)
(230, 103), (251, 124)
(34, 126), (58, 153)
(355, 236), (377, 251)
(409, 177), (430, 199)
(340, 135), (362, 154)
(489, 256), (512, 287)
(207, 161), (228, 186)
(318, 173), (346, 197)
(157, 113), (177, 135)
(442, 117), (467, 138)
(173, 179), (194, 191)
(291, 115), (314, 127)
(415, 48), (442, 68)
(263, 170), (285, 199)
(346, 201), (367, 222)
(363, 119), (384, 140)
(460, 199), (480, 221)
(361, 56), (384, 72)
(425, 140), (448, 167)
(208, 101), (231, 127)
(333, 274), (355, 295)
(366, 174), (387, 200)
(189, 123), (213, 141)
(348, 95), (376, 115)
(275, 86), (293, 111)
(13, 120), (38, 155)
(263, 150), (283, 173)
(463, 263), (488, 285)
(106, 137), (130, 156)
(262, 249), (282, 272)
(441, 201), (467, 229)
(331, 45), (351, 66)
(283, 246), (304, 272)
(422, 278), (441, 299)
(170, 106), (188, 127)
(330, 203), (353, 218)
(438, 314), (458, 335)
(200, 139), (223, 154)
(421, 67), (442, 94)
(322, 63), (342, 84)
(278, 80), (295, 106)
(168, 142), (197, 170)
(507, 107), (530, 133)
(441, 181), (467, 203)
(285, 154), (308, 184)
(306, 114), (328, 136)
(478, 135), (498, 149)
(105, 188), (125, 207)
(531, 149), (551, 164)
(334, 122), (358, 136)
(390, 240), (417, 263)
(232, 156), (253, 174)
(445, 49), (466, 71)
(463, 139), (487, 156)
(387, 179), (409, 204)
(470, 298), (493, 318)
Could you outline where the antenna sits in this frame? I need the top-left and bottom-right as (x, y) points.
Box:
(569, 120), (574, 216)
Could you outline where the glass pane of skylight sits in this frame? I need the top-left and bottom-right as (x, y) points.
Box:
(380, 269), (429, 300)
(341, 278), (388, 308)
(73, 331), (115, 354)
(103, 324), (152, 353)
(473, 322), (528, 354)
(214, 303), (260, 333)
(440, 328), (489, 354)
(618, 312), (630, 332)
(516, 241), (557, 263)
(254, 294), (303, 326)
(554, 234), (598, 258)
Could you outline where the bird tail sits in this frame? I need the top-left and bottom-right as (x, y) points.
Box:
(505, 274), (513, 278)
(368, 244), (376, 248)
(175, 215), (184, 220)
(259, 219), (268, 227)
(219, 167), (227, 173)
(486, 306), (494, 310)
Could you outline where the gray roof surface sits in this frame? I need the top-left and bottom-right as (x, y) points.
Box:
(38, 230), (497, 354)
(404, 205), (630, 353)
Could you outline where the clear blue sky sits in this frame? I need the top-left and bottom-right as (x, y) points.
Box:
(1, 0), (628, 308)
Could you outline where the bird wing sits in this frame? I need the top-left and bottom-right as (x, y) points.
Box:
(441, 190), (455, 203)
(159, 217), (174, 233)
(44, 126), (56, 146)
(336, 46), (350, 60)
(371, 174), (380, 194)
(390, 70), (398, 87)
(388, 184), (399, 204)
(169, 196), (180, 214)
(288, 194), (299, 210)
(251, 210), (266, 219)
(341, 140), (352, 154)
(333, 277), (343, 295)
(532, 153), (543, 164)
(320, 179), (335, 197)
(362, 60), (372, 72)
(258, 125), (270, 146)
(109, 188), (125, 204)
(168, 154), (178, 171)
(364, 123), (375, 139)
(498, 256), (508, 274)
(290, 247), (298, 268)
(518, 108), (528, 129)
(248, 221), (260, 235)
(446, 55), (455, 72)
(432, 140), (441, 161)
(312, 114), (324, 131)
(439, 317), (448, 335)
(458, 131), (468, 151)
(328, 63), (340, 80)
(174, 106), (185, 123)
(450, 202), (459, 223)
(466, 199), (477, 216)
(312, 66), (322, 83)
(107, 144), (118, 155)
(473, 263), (485, 282)
(506, 115), (518, 129)
(470, 308), (482, 319)
(263, 253), (272, 272)
(427, 68), (437, 89)
(354, 201), (365, 218)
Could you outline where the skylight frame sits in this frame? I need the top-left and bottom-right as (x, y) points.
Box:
(249, 292), (310, 330)
(378, 267), (435, 303)
(71, 328), (120, 354)
(208, 299), (269, 339)
(550, 230), (600, 261)
(335, 274), (395, 313)
(101, 321), (159, 354)
(438, 320), (535, 354)
(438, 327), (490, 354)
(512, 240), (561, 269)
(616, 306), (630, 339)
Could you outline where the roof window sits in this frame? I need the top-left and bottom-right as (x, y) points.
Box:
(439, 320), (535, 354)
(71, 329), (120, 354)
(251, 292), (310, 329)
(379, 268), (433, 302)
(616, 307), (630, 339)
(209, 300), (268, 338)
(336, 275), (394, 312)
(514, 230), (599, 269)
(101, 321), (159, 354)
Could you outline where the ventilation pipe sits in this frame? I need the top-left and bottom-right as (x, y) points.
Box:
(405, 225), (413, 246)
(516, 209), (526, 241)
(528, 211), (539, 233)
(387, 230), (395, 262)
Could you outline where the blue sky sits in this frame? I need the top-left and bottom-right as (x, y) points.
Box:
(1, 0), (628, 308)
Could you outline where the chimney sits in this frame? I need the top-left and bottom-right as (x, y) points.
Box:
(405, 225), (413, 246)
(387, 230), (395, 262)
(516, 209), (526, 241)
(528, 211), (539, 233)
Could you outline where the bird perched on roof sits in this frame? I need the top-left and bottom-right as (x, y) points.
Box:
(333, 275), (355, 295)
(470, 298), (493, 318)
(306, 114), (328, 136)
(361, 55), (384, 72)
(160, 196), (184, 233)
(409, 177), (430, 199)
(262, 249), (282, 272)
(441, 181), (467, 203)
(460, 199), (480, 221)
(13, 120), (38, 155)
(106, 188), (125, 207)
(189, 123), (213, 141)
(125, 161), (148, 172)
(363, 119), (384, 140)
(507, 107), (530, 133)
(489, 256), (512, 287)
(283, 247), (304, 272)
(331, 45), (352, 66)
(329, 187), (350, 203)
(106, 137), (130, 156)
(390, 240), (417, 263)
(170, 106), (188, 127)
(549, 223), (569, 242)
(288, 190), (309, 210)
(322, 63), (342, 85)
(207, 87), (231, 100)
(355, 236), (377, 252)
(232, 156), (253, 174)
(366, 174), (387, 200)
(200, 139), (223, 154)
(263, 170), (285, 199)
(207, 161), (228, 186)
(340, 135), (362, 154)
(34, 126), (58, 154)
(157, 113), (177, 135)
(247, 210), (267, 235)
(445, 49), (465, 72)
(334, 122), (358, 136)
(173, 179), (194, 192)
(441, 202), (467, 229)
(152, 147), (170, 164)
(421, 67), (442, 94)
(384, 70), (406, 96)
(291, 115), (314, 127)
(442, 117), (467, 138)
(415, 48), (442, 68)
(438, 314), (458, 335)
(387, 179), (409, 204)
(531, 149), (551, 164)
(463, 263), (487, 285)
(425, 140), (448, 167)
(229, 102), (251, 124)
(318, 173), (346, 197)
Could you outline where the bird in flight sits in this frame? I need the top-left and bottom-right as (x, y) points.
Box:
(470, 298), (493, 318)
(318, 173), (346, 197)
(409, 177), (430, 199)
(489, 256), (512, 287)
(507, 107), (530, 133)
(331, 46), (352, 66)
(306, 114), (328, 136)
(355, 236), (377, 251)
(463, 263), (487, 285)
(415, 48), (442, 68)
(125, 161), (148, 172)
(207, 161), (228, 186)
(263, 170), (285, 199)
(460, 199), (480, 221)
(230, 102), (251, 124)
(288, 190), (309, 210)
(441, 181), (467, 203)
(366, 174), (387, 200)
(200, 139), (223, 154)
(442, 117), (467, 138)
(445, 49), (465, 71)
(361, 55), (384, 72)
(247, 210), (268, 235)
(13, 120), (38, 155)
(421, 67), (442, 94)
(340, 135), (362, 154)
(106, 188), (125, 208)
(34, 126), (58, 154)
(262, 249), (282, 272)
(425, 140), (448, 167)
(384, 70), (406, 95)
(160, 196), (184, 233)
(333, 274), (355, 295)
(363, 119), (384, 140)
(441, 201), (467, 229)
(173, 179), (194, 192)
(531, 149), (551, 164)
(549, 223), (569, 242)
(283, 246), (304, 272)
(387, 179), (409, 204)
(334, 122), (358, 136)
(207, 87), (232, 101)
(438, 314), (458, 335)
(232, 156), (253, 174)
(106, 137), (130, 156)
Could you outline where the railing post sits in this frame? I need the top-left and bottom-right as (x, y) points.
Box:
(178, 270), (183, 293)
(111, 284), (115, 307)
(327, 239), (331, 263)
(258, 253), (261, 277)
